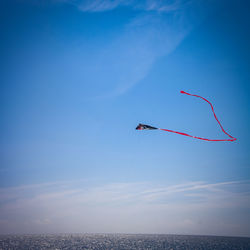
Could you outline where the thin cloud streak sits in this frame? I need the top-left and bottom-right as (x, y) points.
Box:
(59, 0), (191, 13)
(0, 180), (248, 204)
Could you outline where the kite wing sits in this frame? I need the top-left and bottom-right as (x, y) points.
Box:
(136, 90), (237, 142)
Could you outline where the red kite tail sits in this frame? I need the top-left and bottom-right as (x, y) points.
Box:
(159, 91), (237, 142)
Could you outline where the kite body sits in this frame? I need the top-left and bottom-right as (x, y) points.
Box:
(136, 124), (158, 130)
(136, 90), (237, 142)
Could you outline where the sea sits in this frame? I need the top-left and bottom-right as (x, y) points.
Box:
(0, 234), (250, 250)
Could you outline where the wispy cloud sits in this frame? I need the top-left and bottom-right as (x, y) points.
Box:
(67, 0), (128, 12)
(58, 0), (191, 13)
(1, 180), (250, 235)
(52, 0), (220, 98)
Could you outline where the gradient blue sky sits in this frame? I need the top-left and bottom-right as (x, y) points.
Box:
(1, 0), (250, 236)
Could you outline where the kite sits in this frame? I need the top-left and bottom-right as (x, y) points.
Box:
(136, 90), (237, 142)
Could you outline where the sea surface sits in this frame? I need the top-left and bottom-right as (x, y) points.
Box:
(0, 234), (250, 250)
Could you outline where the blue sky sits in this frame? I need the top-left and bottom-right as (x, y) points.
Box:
(1, 0), (250, 236)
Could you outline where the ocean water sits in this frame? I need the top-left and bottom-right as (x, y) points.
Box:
(0, 234), (250, 250)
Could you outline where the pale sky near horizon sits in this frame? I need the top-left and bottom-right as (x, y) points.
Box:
(1, 0), (250, 236)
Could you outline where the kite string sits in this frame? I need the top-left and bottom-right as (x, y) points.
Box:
(159, 91), (236, 142)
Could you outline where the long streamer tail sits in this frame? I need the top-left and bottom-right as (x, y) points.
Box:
(158, 91), (237, 142)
